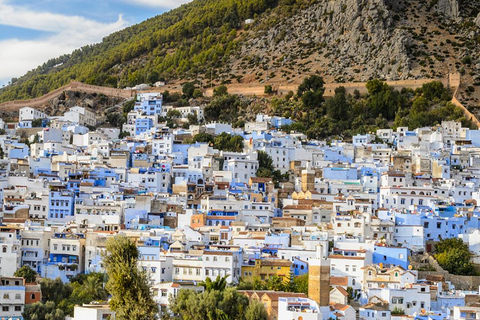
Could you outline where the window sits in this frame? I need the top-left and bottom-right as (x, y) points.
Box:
(3, 294), (9, 299)
(392, 297), (404, 304)
(15, 305), (21, 311)
(2, 306), (8, 312)
(161, 291), (167, 297)
(15, 294), (21, 299)
(31, 294), (36, 300)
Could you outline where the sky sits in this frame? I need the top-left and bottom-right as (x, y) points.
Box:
(0, 0), (192, 87)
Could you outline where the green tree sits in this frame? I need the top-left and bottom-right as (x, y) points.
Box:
(23, 301), (65, 320)
(297, 75), (325, 96)
(213, 133), (244, 152)
(123, 99), (136, 114)
(32, 118), (44, 127)
(193, 133), (214, 144)
(264, 85), (273, 94)
(193, 89), (203, 98)
(257, 150), (274, 172)
(187, 111), (199, 125)
(39, 278), (73, 305)
(167, 109), (182, 118)
(102, 235), (158, 319)
(245, 299), (267, 320)
(292, 274), (308, 295)
(14, 265), (37, 283)
(183, 82), (196, 98)
(435, 238), (476, 276)
(213, 85), (228, 97)
(325, 86), (349, 120)
(420, 81), (451, 101)
(199, 275), (229, 292)
(169, 287), (254, 320)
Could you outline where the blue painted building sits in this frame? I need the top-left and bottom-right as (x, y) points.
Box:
(323, 166), (359, 180)
(292, 257), (308, 276)
(8, 143), (29, 159)
(135, 118), (154, 136)
(48, 189), (75, 221)
(206, 210), (238, 226)
(270, 116), (293, 128)
(372, 245), (410, 269)
(135, 93), (163, 116)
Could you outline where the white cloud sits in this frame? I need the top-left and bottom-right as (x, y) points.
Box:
(126, 0), (192, 9)
(0, 1), (129, 86)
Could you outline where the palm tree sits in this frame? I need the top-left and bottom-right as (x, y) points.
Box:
(83, 275), (107, 301)
(199, 275), (229, 291)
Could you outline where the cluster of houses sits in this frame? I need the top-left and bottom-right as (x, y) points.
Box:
(1, 92), (480, 319)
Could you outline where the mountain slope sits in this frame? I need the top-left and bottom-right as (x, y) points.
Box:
(1, 0), (480, 114)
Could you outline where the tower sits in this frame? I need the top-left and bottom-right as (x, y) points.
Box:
(308, 246), (330, 307)
(301, 169), (315, 192)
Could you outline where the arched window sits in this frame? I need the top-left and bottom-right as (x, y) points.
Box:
(2, 247), (6, 253)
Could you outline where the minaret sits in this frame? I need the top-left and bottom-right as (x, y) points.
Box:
(301, 166), (315, 192)
(308, 245), (330, 306)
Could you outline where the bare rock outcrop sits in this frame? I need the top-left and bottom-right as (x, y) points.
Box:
(475, 12), (480, 27)
(435, 0), (460, 19)
(238, 0), (412, 80)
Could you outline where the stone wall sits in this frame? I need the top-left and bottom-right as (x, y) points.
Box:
(0, 81), (135, 112)
(418, 253), (480, 291)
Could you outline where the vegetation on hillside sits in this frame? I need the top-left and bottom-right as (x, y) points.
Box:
(274, 76), (475, 139)
(435, 238), (477, 276)
(0, 0), (311, 102)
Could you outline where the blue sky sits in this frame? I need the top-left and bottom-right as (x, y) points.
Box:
(0, 0), (192, 87)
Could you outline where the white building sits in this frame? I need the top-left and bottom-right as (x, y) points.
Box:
(0, 277), (26, 318)
(19, 107), (48, 122)
(71, 304), (115, 320)
(20, 227), (53, 274)
(64, 106), (96, 127)
(0, 231), (22, 277)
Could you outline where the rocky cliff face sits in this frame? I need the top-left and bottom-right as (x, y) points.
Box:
(475, 12), (480, 27)
(236, 0), (412, 81)
(435, 0), (460, 19)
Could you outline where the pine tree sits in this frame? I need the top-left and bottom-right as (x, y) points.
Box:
(102, 236), (158, 319)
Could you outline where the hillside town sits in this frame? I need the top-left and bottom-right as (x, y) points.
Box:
(1, 91), (480, 319)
